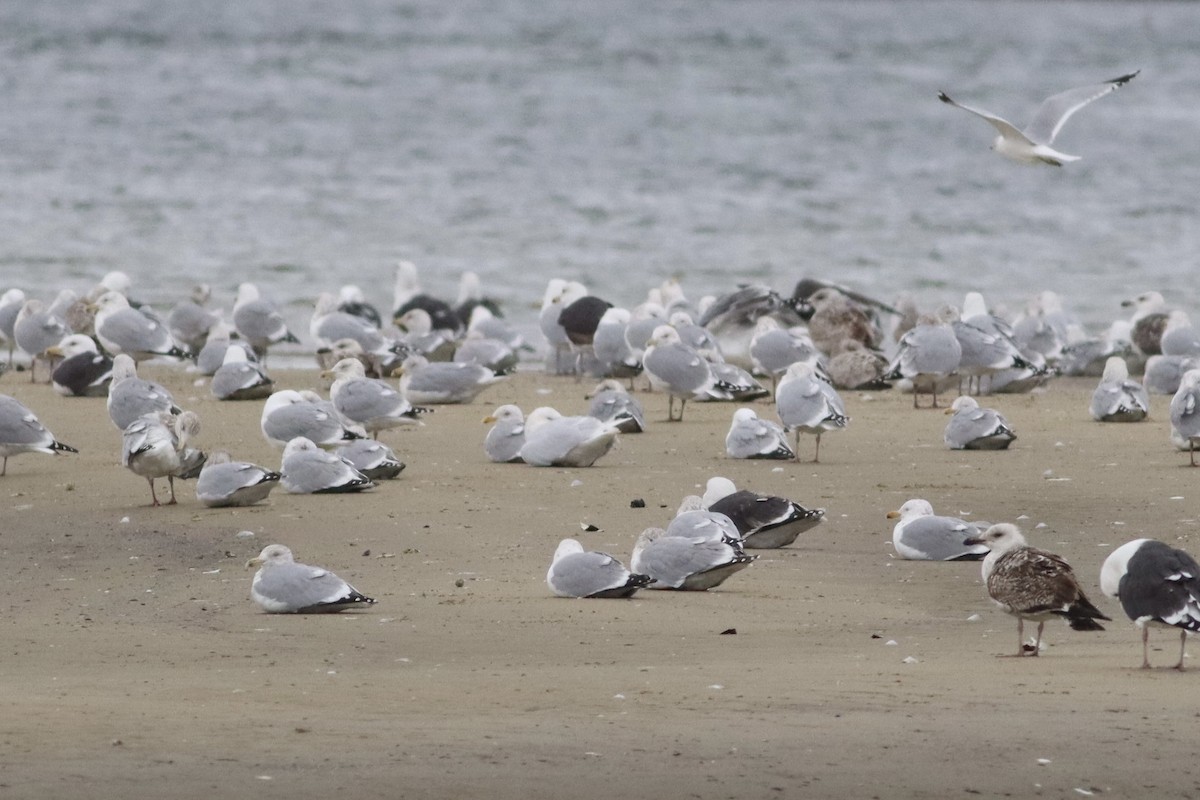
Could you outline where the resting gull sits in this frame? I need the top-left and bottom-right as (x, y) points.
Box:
(725, 407), (795, 460)
(0, 395), (78, 476)
(703, 476), (824, 549)
(586, 379), (645, 433)
(1122, 290), (1169, 357)
(47, 334), (113, 397)
(518, 407), (619, 468)
(1143, 354), (1198, 396)
(91, 291), (188, 361)
(13, 298), (71, 382)
(325, 357), (429, 437)
(826, 340), (890, 391)
(166, 284), (219, 355)
(107, 354), (181, 431)
(546, 539), (654, 599)
(195, 450), (281, 508)
(748, 317), (820, 389)
(1169, 369), (1200, 466)
(1160, 311), (1200, 357)
(591, 307), (641, 381)
(211, 344), (274, 401)
(391, 260), (463, 337)
(280, 436), (374, 494)
(697, 284), (809, 369)
(453, 330), (518, 375)
(775, 361), (849, 462)
(121, 410), (205, 506)
(886, 499), (988, 561)
(938, 70), (1138, 166)
(1101, 539), (1200, 670)
(396, 355), (503, 405)
(944, 396), (1017, 450)
(631, 527), (756, 591)
(260, 389), (365, 450)
(247, 544), (376, 614)
(482, 404), (526, 463)
(963, 523), (1109, 656)
(1090, 356), (1149, 422)
(232, 282), (301, 361)
(665, 495), (742, 543)
(884, 310), (962, 408)
(0, 288), (27, 365)
(334, 439), (406, 481)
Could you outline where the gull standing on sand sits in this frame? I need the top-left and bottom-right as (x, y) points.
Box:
(703, 476), (824, 549)
(1169, 369), (1200, 466)
(725, 407), (794, 460)
(107, 354), (180, 430)
(1089, 356), (1149, 422)
(546, 539), (654, 599)
(482, 404), (526, 463)
(166, 284), (219, 356)
(260, 390), (365, 449)
(631, 527), (756, 591)
(775, 361), (848, 462)
(517, 407), (620, 468)
(325, 357), (428, 438)
(90, 291), (188, 361)
(0, 288), (27, 366)
(0, 395), (78, 476)
(210, 345), (274, 401)
(964, 523), (1109, 657)
(938, 70), (1138, 166)
(334, 439), (406, 481)
(232, 282), (300, 361)
(1101, 539), (1200, 670)
(47, 334), (113, 397)
(884, 310), (962, 408)
(195, 450), (281, 508)
(121, 411), (205, 506)
(944, 396), (1017, 450)
(13, 299), (71, 382)
(886, 499), (988, 561)
(280, 436), (374, 494)
(247, 544), (376, 613)
(642, 325), (734, 421)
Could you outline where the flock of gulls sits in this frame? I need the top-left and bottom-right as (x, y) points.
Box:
(2, 70), (1198, 668)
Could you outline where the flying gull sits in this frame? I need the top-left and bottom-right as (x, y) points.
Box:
(938, 70), (1138, 166)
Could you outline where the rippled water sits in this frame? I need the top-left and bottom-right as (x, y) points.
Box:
(3, 0), (1197, 338)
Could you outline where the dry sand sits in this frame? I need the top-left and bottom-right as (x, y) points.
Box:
(1, 365), (1198, 799)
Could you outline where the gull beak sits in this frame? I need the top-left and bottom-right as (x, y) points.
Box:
(961, 537), (984, 546)
(319, 369), (333, 381)
(944, 407), (955, 415)
(885, 510), (900, 520)
(482, 415), (497, 424)
(46, 346), (63, 358)
(245, 557), (264, 569)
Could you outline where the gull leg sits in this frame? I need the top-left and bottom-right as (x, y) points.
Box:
(678, 397), (687, 422)
(1175, 630), (1187, 671)
(1142, 627), (1152, 669)
(813, 432), (822, 463)
(1030, 621), (1044, 656)
(148, 478), (161, 507)
(1000, 618), (1027, 657)
(1, 456), (6, 476)
(167, 475), (178, 505)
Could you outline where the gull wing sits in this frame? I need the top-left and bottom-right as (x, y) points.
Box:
(938, 91), (1030, 144)
(1023, 71), (1139, 145)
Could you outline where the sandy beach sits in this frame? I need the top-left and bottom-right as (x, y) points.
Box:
(1, 364), (1197, 799)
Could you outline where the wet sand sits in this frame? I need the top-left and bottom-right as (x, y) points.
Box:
(1, 365), (1197, 799)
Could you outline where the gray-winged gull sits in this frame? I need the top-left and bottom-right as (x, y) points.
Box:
(546, 539), (654, 599)
(334, 439), (405, 480)
(325, 357), (429, 437)
(396, 354), (503, 405)
(90, 291), (188, 361)
(0, 288), (26, 365)
(886, 499), (988, 561)
(482, 404), (526, 463)
(1170, 369), (1200, 465)
(884, 310), (962, 408)
(725, 407), (794, 460)
(1122, 290), (1169, 357)
(703, 476), (824, 549)
(518, 407), (619, 468)
(696, 284), (808, 369)
(665, 495), (742, 543)
(47, 334), (113, 397)
(937, 70), (1138, 165)
(630, 527), (756, 591)
(748, 317), (819, 389)
(642, 325), (734, 421)
(1144, 355), (1199, 396)
(195, 450), (281, 507)
(121, 410), (205, 506)
(107, 354), (181, 431)
(453, 330), (517, 375)
(280, 436), (374, 494)
(944, 396), (1017, 450)
(166, 284), (219, 355)
(247, 544), (376, 613)
(211, 344), (274, 401)
(775, 361), (849, 462)
(1101, 538), (1200, 670)
(260, 390), (365, 449)
(592, 307), (641, 380)
(586, 379), (645, 433)
(232, 282), (300, 361)
(0, 395), (78, 476)
(13, 299), (71, 382)
(1090, 356), (1149, 422)
(1161, 311), (1200, 357)
(963, 523), (1109, 656)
